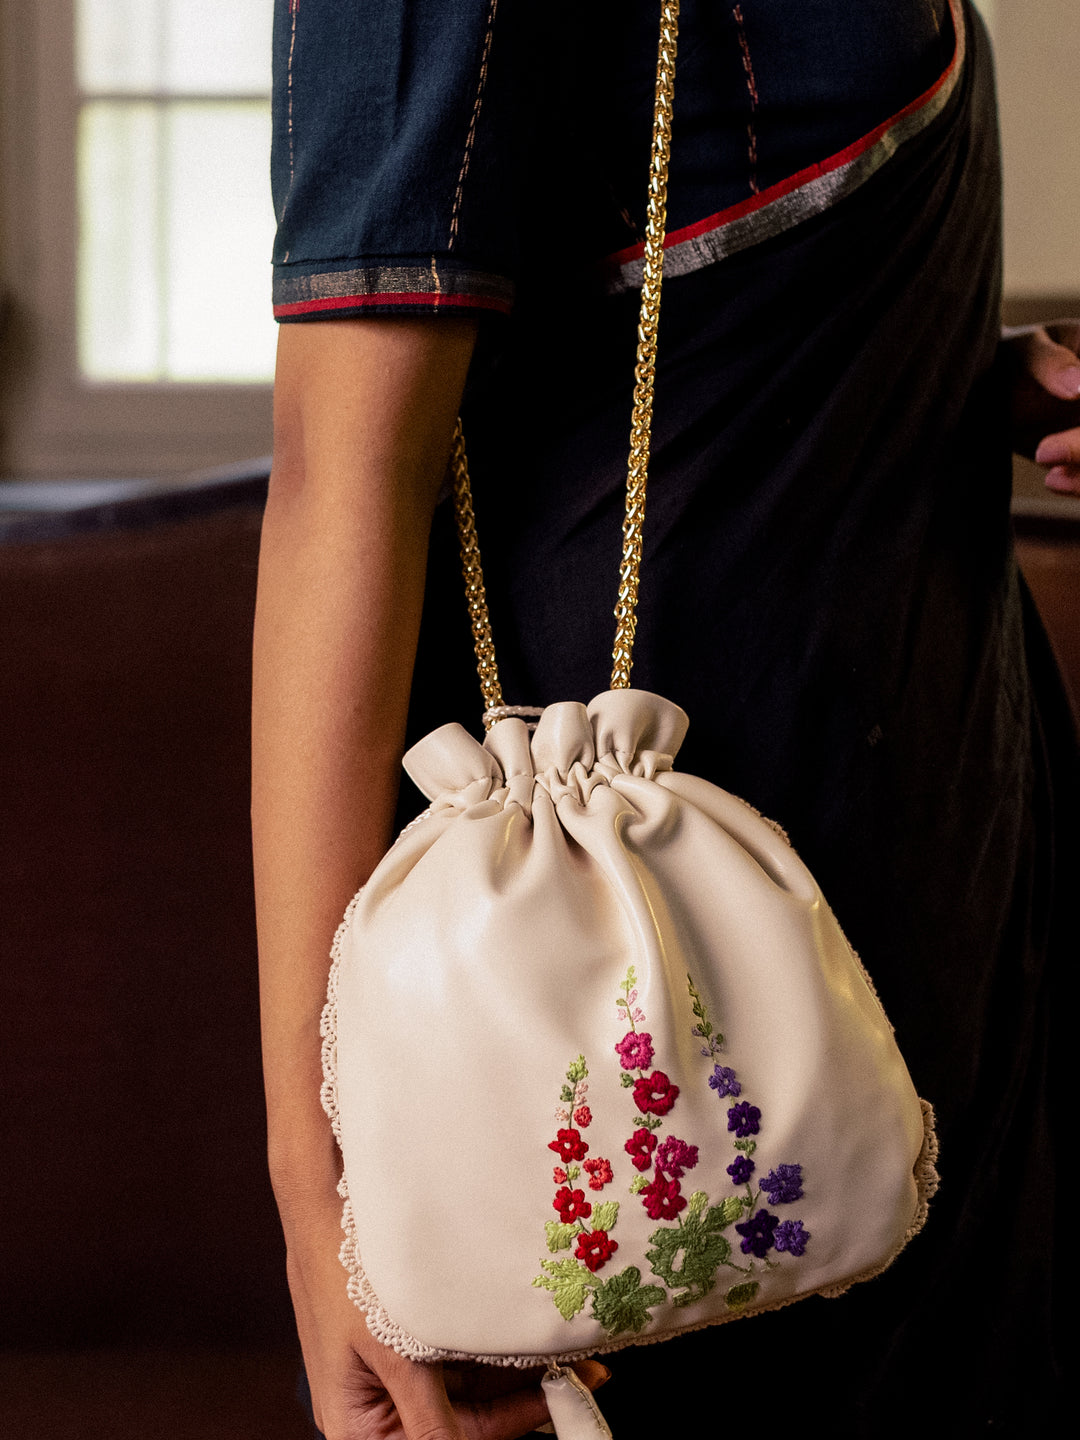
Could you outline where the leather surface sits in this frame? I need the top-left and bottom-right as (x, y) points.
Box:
(333, 689), (928, 1359)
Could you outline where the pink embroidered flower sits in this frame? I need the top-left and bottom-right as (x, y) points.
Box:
(655, 1136), (699, 1179)
(583, 1157), (613, 1191)
(575, 1229), (619, 1273)
(633, 1070), (679, 1116)
(553, 1186), (592, 1223)
(641, 1172), (687, 1222)
(624, 1128), (658, 1171)
(552, 1167), (568, 1185)
(548, 1128), (589, 1164)
(573, 1105), (593, 1128)
(615, 1030), (654, 1071)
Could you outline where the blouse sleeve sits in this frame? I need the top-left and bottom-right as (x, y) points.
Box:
(270, 0), (520, 321)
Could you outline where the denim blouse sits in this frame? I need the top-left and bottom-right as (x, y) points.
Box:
(271, 0), (962, 322)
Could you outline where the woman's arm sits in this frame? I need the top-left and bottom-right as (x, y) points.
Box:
(252, 318), (579, 1439)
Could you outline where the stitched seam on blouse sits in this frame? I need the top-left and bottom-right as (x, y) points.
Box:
(279, 0), (301, 256)
(448, 0), (500, 251)
(731, 5), (760, 196)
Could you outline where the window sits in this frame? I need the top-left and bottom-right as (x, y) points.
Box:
(0, 0), (274, 479)
(76, 0), (275, 382)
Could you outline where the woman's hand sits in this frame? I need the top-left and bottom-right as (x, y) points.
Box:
(1002, 320), (1080, 494)
(280, 1178), (588, 1439)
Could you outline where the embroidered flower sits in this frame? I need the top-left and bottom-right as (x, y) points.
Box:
(573, 1105), (593, 1128)
(641, 1172), (687, 1222)
(548, 1128), (589, 1163)
(553, 1186), (592, 1223)
(583, 1157), (613, 1191)
(727, 1102), (761, 1137)
(760, 1163), (804, 1205)
(633, 1071), (680, 1116)
(575, 1229), (619, 1273)
(735, 1209), (779, 1259)
(625, 1128), (658, 1171)
(655, 1136), (699, 1179)
(708, 1065), (741, 1098)
(726, 1155), (755, 1186)
(774, 1219), (810, 1256)
(615, 1031), (654, 1071)
(554, 1107), (571, 1124)
(552, 1167), (568, 1185)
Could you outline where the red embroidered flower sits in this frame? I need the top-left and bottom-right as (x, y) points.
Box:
(573, 1104), (593, 1128)
(654, 1135), (699, 1179)
(553, 1186), (592, 1223)
(548, 1128), (588, 1164)
(575, 1229), (619, 1273)
(641, 1172), (687, 1221)
(624, 1127), (658, 1171)
(633, 1070), (680, 1116)
(582, 1157), (613, 1191)
(552, 1167), (568, 1185)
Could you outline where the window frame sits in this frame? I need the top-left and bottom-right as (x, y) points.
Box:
(0, 0), (273, 481)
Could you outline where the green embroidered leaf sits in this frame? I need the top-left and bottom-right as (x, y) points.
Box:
(533, 1258), (593, 1321)
(620, 1072), (635, 1088)
(725, 1280), (760, 1310)
(545, 1221), (577, 1253)
(592, 1201), (619, 1232)
(590, 1266), (666, 1336)
(733, 1139), (757, 1155)
(560, 1085), (575, 1104)
(647, 1208), (732, 1306)
(566, 1164), (581, 1182)
(566, 1056), (588, 1083)
(713, 1196), (745, 1228)
(633, 1114), (662, 1132)
(686, 1190), (709, 1219)
(629, 1175), (647, 1194)
(626, 965), (637, 988)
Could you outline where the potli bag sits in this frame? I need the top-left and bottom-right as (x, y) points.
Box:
(320, 4), (937, 1435)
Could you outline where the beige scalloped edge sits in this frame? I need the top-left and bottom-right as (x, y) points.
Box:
(320, 854), (941, 1368)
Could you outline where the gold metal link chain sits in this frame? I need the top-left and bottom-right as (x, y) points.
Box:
(450, 0), (680, 722)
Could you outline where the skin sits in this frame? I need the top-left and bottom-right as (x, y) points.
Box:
(252, 314), (1078, 1440)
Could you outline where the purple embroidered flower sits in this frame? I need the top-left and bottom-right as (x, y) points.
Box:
(708, 1065), (741, 1098)
(774, 1219), (810, 1256)
(641, 1172), (688, 1222)
(726, 1155), (755, 1186)
(735, 1208), (779, 1258)
(634, 1071), (680, 1116)
(760, 1163), (804, 1205)
(615, 1031), (655, 1071)
(655, 1136), (699, 1179)
(625, 1128), (658, 1171)
(727, 1101), (761, 1138)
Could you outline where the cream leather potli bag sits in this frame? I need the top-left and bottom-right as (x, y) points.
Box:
(320, 5), (937, 1436)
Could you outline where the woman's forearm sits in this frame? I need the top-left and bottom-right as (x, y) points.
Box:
(252, 317), (478, 1202)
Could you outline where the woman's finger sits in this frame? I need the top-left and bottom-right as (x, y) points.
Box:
(1004, 323), (1080, 400)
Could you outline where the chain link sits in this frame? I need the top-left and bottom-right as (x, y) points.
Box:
(449, 420), (505, 721)
(452, 0), (680, 718)
(611, 0), (679, 689)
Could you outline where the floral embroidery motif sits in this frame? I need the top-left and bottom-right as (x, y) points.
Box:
(533, 967), (811, 1337)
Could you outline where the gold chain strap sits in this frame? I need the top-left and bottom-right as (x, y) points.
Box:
(451, 0), (680, 722)
(610, 0), (679, 688)
(449, 420), (505, 716)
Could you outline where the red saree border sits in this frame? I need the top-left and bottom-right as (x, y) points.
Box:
(605, 0), (966, 293)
